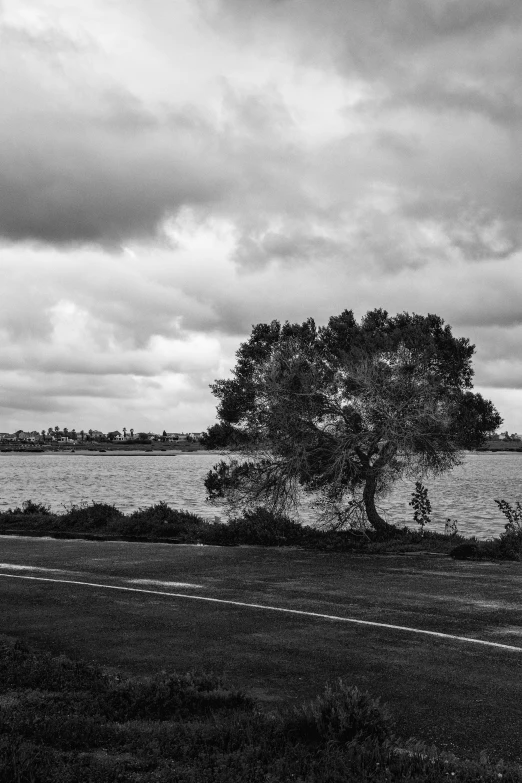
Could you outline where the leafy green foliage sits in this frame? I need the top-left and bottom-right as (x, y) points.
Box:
(495, 498), (522, 530)
(207, 309), (502, 534)
(125, 502), (204, 537)
(409, 482), (432, 531)
(61, 502), (123, 530)
(0, 640), (104, 693)
(220, 506), (307, 546)
(283, 680), (393, 746)
(2, 639), (522, 782)
(200, 421), (248, 450)
(0, 495), (514, 559)
(99, 671), (252, 722)
(445, 518), (459, 536)
(4, 499), (51, 515)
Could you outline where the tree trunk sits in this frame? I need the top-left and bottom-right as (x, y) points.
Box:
(363, 473), (396, 536)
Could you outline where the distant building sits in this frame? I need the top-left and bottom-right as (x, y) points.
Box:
(16, 431), (38, 442)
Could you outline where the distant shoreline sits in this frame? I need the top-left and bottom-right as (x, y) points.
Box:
(0, 446), (207, 455)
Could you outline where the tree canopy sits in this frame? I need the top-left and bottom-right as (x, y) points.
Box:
(204, 309), (502, 533)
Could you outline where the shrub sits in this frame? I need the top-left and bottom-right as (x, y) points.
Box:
(409, 482), (432, 532)
(2, 694), (107, 751)
(61, 502), (123, 530)
(2, 499), (51, 516)
(100, 670), (252, 722)
(5, 640), (522, 782)
(450, 536), (522, 561)
(450, 542), (480, 560)
(282, 680), (394, 747)
(126, 503), (205, 536)
(0, 737), (59, 783)
(0, 640), (104, 693)
(495, 498), (522, 530)
(497, 528), (522, 560)
(222, 507), (307, 546)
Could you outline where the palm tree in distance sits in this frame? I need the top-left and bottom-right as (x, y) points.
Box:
(80, 430), (84, 442)
(123, 427), (127, 440)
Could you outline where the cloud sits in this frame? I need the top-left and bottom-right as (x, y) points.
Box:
(200, 0), (522, 266)
(0, 21), (229, 246)
(1, 0), (522, 433)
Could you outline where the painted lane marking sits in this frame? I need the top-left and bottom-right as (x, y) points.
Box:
(1, 572), (522, 653)
(128, 579), (204, 589)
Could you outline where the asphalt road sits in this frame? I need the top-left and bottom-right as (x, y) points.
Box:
(1, 535), (522, 763)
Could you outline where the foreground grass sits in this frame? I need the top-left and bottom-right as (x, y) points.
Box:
(1, 500), (520, 560)
(2, 638), (522, 783)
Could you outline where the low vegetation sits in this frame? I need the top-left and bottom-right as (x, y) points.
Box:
(2, 638), (522, 782)
(2, 499), (522, 559)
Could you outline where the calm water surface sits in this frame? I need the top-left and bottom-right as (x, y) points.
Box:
(0, 451), (521, 540)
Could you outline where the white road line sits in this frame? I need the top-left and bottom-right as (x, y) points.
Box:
(128, 579), (204, 589)
(1, 571), (522, 653)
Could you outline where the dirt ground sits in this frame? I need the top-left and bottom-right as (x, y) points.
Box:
(1, 536), (521, 762)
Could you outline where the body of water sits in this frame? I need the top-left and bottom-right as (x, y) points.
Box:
(0, 451), (520, 540)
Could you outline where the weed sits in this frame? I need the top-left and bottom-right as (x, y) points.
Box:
(0, 640), (104, 693)
(445, 518), (459, 536)
(409, 482), (432, 532)
(283, 680), (394, 747)
(3, 640), (522, 782)
(495, 499), (522, 531)
(3, 499), (51, 516)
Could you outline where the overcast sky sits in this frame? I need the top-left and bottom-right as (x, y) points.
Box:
(1, 0), (521, 434)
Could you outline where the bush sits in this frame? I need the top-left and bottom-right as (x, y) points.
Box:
(3, 499), (51, 516)
(450, 542), (481, 560)
(0, 640), (104, 693)
(100, 670), (252, 722)
(125, 503), (205, 537)
(2, 694), (107, 751)
(61, 502), (123, 530)
(4, 640), (522, 782)
(282, 680), (394, 747)
(451, 533), (522, 561)
(496, 528), (522, 560)
(222, 507), (307, 546)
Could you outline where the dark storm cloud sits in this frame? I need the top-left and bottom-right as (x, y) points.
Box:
(0, 26), (228, 246)
(2, 0), (522, 430)
(207, 0), (522, 66)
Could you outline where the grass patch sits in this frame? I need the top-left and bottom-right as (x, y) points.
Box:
(2, 638), (522, 782)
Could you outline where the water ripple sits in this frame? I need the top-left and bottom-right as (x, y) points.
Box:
(0, 452), (520, 540)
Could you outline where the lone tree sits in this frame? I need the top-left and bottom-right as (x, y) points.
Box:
(204, 309), (502, 534)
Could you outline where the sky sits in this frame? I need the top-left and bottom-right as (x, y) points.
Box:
(1, 0), (521, 434)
